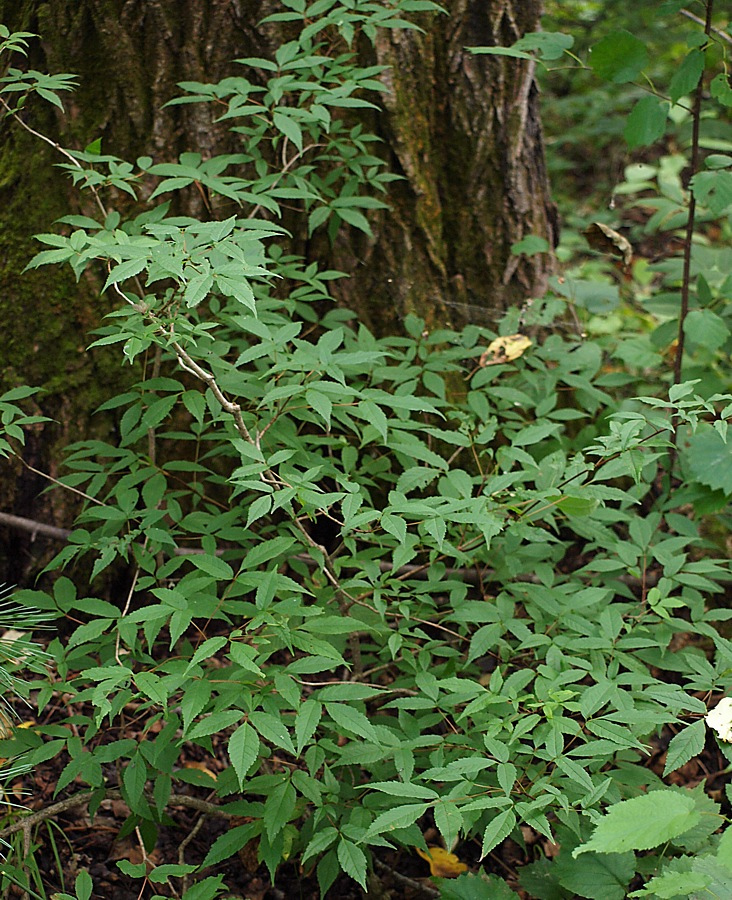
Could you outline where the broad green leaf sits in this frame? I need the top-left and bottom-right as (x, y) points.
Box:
(554, 850), (635, 900)
(684, 309), (730, 351)
(123, 756), (147, 810)
(624, 97), (668, 149)
(691, 171), (732, 216)
(574, 791), (699, 856)
(711, 72), (732, 107)
(511, 235), (550, 256)
(438, 873), (516, 900)
(74, 870), (93, 900)
(686, 431), (732, 494)
(669, 49), (704, 103)
(590, 31), (648, 83)
(512, 31), (574, 60)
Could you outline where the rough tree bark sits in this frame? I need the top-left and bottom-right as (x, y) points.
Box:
(0, 0), (556, 578)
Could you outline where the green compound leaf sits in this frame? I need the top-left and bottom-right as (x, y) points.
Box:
(574, 791), (699, 856)
(590, 31), (648, 83)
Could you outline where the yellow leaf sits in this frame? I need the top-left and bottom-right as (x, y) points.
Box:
(415, 845), (468, 878)
(480, 334), (532, 366)
(183, 760), (218, 781)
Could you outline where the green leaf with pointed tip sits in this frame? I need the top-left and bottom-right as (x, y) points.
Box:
(337, 839), (368, 890)
(663, 720), (706, 776)
(228, 723), (260, 789)
(574, 791), (699, 856)
(590, 31), (648, 83)
(625, 97), (668, 149)
(669, 49), (704, 103)
(481, 809), (516, 859)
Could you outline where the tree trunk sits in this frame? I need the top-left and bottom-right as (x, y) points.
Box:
(0, 0), (556, 578)
(336, 0), (558, 332)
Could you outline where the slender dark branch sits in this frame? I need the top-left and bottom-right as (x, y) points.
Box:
(671, 0), (714, 459)
(0, 787), (234, 841)
(0, 511), (70, 541)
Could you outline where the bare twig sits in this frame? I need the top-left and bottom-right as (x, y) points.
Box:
(178, 814), (206, 892)
(0, 787), (235, 843)
(0, 511), (69, 541)
(373, 857), (440, 898)
(680, 7), (731, 43)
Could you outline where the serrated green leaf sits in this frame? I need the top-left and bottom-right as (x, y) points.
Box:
(575, 791), (699, 856)
(295, 699), (322, 754)
(337, 839), (368, 890)
(326, 703), (380, 743)
(686, 430), (732, 494)
(264, 779), (297, 840)
(273, 110), (303, 151)
(434, 799), (463, 850)
(250, 711), (297, 755)
(200, 823), (258, 870)
(369, 781), (438, 800)
(481, 809), (516, 859)
(189, 554), (234, 580)
(187, 709), (243, 740)
(123, 756), (147, 810)
(228, 723), (260, 788)
(365, 803), (429, 838)
(663, 720), (706, 776)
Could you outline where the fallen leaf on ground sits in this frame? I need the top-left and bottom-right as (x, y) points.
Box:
(415, 845), (468, 877)
(480, 334), (532, 366)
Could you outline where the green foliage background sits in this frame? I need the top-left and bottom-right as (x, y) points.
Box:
(1, 2), (732, 898)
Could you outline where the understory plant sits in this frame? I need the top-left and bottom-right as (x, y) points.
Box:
(0, 2), (732, 898)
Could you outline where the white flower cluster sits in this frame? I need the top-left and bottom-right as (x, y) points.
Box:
(706, 698), (732, 742)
